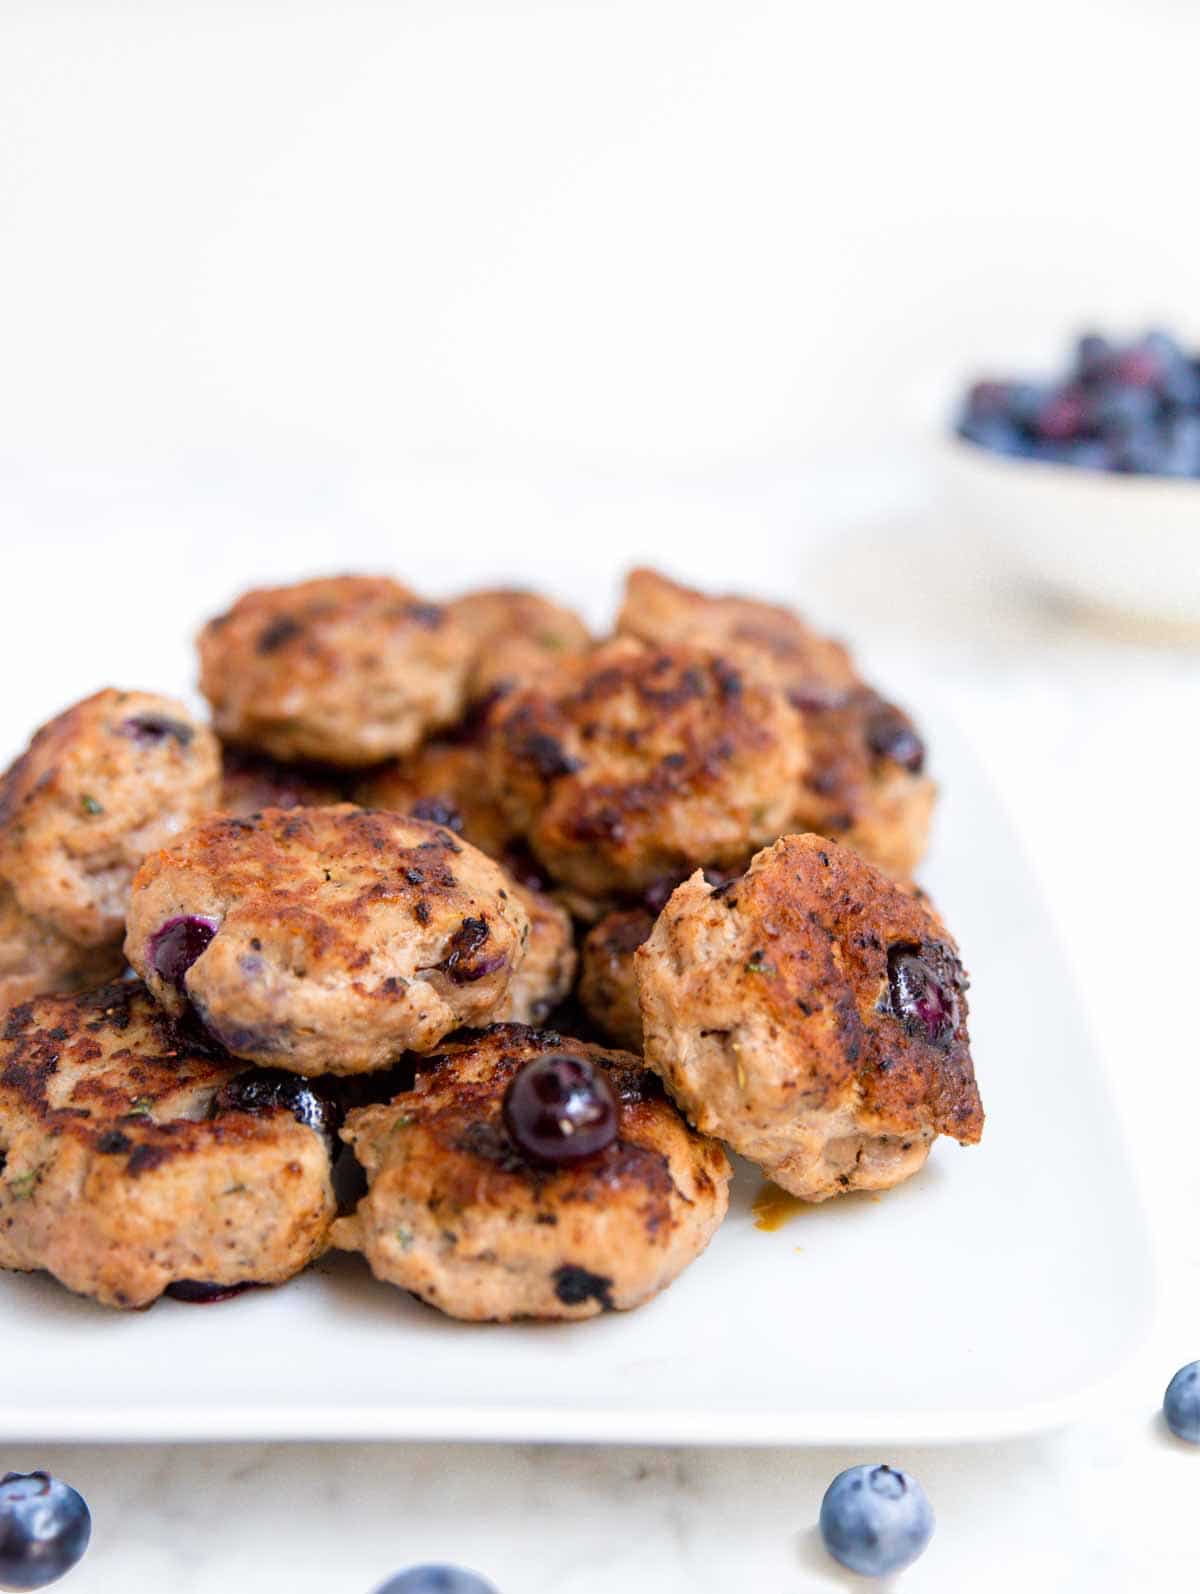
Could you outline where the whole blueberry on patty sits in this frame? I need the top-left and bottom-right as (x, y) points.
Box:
(1164, 1361), (1200, 1442)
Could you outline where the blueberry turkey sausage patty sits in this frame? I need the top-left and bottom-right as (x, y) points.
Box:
(0, 983), (336, 1308)
(617, 569), (935, 880)
(198, 575), (473, 766)
(483, 637), (806, 900)
(0, 689), (221, 950)
(637, 834), (983, 1201)
(331, 1025), (731, 1321)
(125, 806), (531, 1076)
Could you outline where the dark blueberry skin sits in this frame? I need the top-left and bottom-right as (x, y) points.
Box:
(887, 945), (958, 1046)
(213, 1068), (342, 1140)
(956, 328), (1200, 478)
(149, 915), (218, 991)
(864, 700), (925, 774)
(373, 1569), (498, 1594)
(164, 1280), (258, 1305)
(119, 713), (194, 747)
(0, 1471), (92, 1590)
(1164, 1361), (1200, 1442)
(819, 1464), (934, 1578)
(501, 1053), (619, 1167)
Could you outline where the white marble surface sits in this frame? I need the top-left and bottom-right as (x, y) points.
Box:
(1, 481), (1198, 1590)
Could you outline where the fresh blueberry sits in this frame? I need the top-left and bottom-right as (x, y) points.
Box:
(887, 945), (959, 1046)
(0, 1471), (91, 1590)
(1164, 1361), (1200, 1441)
(373, 1568), (498, 1594)
(955, 416), (1025, 456)
(148, 915), (218, 991)
(502, 1053), (619, 1167)
(819, 1464), (934, 1578)
(1074, 332), (1114, 385)
(1036, 386), (1088, 441)
(1113, 423), (1168, 475)
(1094, 384), (1158, 438)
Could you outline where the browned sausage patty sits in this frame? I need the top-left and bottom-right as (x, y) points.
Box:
(198, 575), (473, 765)
(637, 834), (983, 1201)
(125, 806), (530, 1075)
(0, 982), (336, 1308)
(332, 1025), (731, 1321)
(0, 689), (221, 948)
(484, 637), (806, 898)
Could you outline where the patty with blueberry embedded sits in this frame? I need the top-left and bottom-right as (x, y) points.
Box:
(637, 834), (983, 1202)
(0, 982), (336, 1308)
(483, 637), (806, 900)
(0, 689), (221, 952)
(198, 575), (473, 766)
(0, 880), (125, 1019)
(617, 569), (935, 879)
(125, 806), (531, 1076)
(331, 1025), (730, 1321)
(448, 587), (591, 705)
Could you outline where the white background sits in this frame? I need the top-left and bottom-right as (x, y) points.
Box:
(2, 3), (1200, 1590)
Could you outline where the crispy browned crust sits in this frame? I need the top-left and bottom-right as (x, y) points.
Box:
(0, 880), (125, 1018)
(0, 983), (335, 1307)
(0, 689), (221, 948)
(637, 834), (982, 1200)
(125, 805), (531, 1074)
(448, 588), (591, 703)
(577, 908), (655, 1051)
(617, 567), (859, 695)
(484, 637), (806, 897)
(198, 575), (472, 766)
(332, 1024), (731, 1320)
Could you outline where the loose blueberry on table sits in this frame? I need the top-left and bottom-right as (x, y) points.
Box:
(0, 1472), (91, 1590)
(373, 1567), (498, 1594)
(955, 328), (1200, 478)
(819, 1463), (934, 1577)
(1163, 1361), (1200, 1442)
(501, 1053), (619, 1166)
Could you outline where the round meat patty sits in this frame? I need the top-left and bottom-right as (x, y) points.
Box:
(0, 689), (221, 948)
(0, 982), (336, 1308)
(448, 587), (591, 704)
(198, 575), (473, 766)
(637, 834), (983, 1202)
(617, 569), (935, 879)
(125, 806), (531, 1075)
(484, 637), (806, 898)
(331, 1025), (731, 1321)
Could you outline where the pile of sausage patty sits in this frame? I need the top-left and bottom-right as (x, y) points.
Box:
(0, 569), (982, 1319)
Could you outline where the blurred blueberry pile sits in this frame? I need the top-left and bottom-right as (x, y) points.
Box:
(955, 330), (1200, 477)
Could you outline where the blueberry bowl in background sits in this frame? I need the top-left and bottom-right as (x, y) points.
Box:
(944, 330), (1200, 628)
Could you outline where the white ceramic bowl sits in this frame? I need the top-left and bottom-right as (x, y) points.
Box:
(942, 433), (1200, 627)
